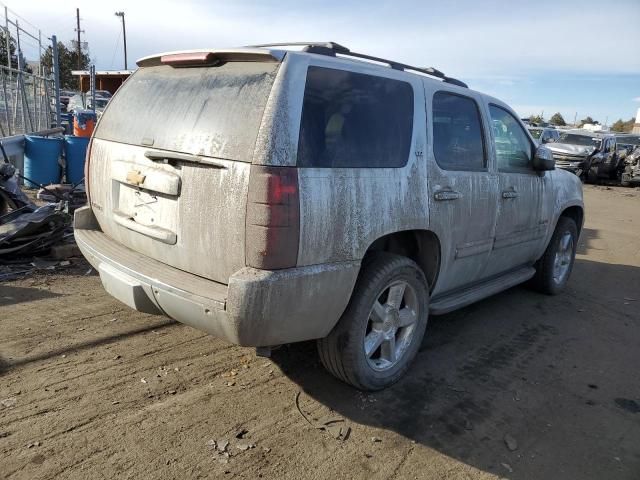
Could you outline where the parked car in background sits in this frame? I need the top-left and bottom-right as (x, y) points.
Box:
(546, 130), (599, 180)
(67, 93), (111, 117)
(66, 94), (85, 114)
(75, 43), (583, 391)
(54, 90), (76, 113)
(587, 134), (624, 182)
(88, 96), (110, 116)
(547, 130), (622, 182)
(95, 90), (113, 99)
(621, 145), (640, 187)
(615, 134), (640, 161)
(548, 130), (624, 182)
(528, 126), (560, 145)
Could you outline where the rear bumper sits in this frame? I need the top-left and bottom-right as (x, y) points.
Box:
(74, 206), (359, 346)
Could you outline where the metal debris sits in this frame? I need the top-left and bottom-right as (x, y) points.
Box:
(36, 184), (86, 212)
(0, 158), (84, 262)
(0, 204), (69, 257)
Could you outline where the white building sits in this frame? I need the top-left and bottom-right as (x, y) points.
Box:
(582, 123), (607, 132)
(633, 107), (640, 134)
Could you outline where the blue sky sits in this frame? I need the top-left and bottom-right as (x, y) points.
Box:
(13, 0), (640, 124)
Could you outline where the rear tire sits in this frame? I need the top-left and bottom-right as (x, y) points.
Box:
(531, 216), (578, 295)
(317, 253), (429, 391)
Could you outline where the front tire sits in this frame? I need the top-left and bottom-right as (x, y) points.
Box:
(317, 253), (429, 391)
(531, 216), (578, 295)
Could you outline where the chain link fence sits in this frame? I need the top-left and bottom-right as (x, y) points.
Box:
(0, 65), (54, 137)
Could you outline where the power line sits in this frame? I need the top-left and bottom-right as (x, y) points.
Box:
(0, 1), (49, 38)
(109, 27), (122, 69)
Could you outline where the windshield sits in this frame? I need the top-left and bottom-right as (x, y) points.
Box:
(557, 133), (600, 147)
(617, 136), (640, 146)
(528, 128), (543, 139)
(92, 98), (109, 109)
(95, 62), (279, 161)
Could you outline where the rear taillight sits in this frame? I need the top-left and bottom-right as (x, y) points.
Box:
(246, 165), (300, 270)
(84, 137), (93, 204)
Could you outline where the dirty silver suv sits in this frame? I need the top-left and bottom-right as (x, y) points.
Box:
(75, 42), (584, 390)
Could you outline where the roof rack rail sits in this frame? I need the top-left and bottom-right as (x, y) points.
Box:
(248, 42), (468, 88)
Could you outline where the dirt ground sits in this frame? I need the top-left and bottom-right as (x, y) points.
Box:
(1, 184), (639, 480)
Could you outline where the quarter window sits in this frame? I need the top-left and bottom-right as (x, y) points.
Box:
(489, 105), (533, 170)
(297, 66), (414, 168)
(432, 92), (486, 170)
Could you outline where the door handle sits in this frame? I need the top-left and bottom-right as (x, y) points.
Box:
(434, 190), (462, 201)
(502, 190), (518, 199)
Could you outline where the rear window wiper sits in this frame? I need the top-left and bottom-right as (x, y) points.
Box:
(144, 150), (227, 169)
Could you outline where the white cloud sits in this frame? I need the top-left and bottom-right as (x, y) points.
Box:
(633, 97), (640, 102)
(11, 0), (640, 76)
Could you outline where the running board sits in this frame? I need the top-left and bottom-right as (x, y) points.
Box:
(429, 267), (536, 315)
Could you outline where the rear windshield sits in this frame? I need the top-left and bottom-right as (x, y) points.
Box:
(95, 62), (279, 161)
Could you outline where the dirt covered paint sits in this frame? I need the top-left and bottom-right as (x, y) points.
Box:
(88, 139), (250, 284)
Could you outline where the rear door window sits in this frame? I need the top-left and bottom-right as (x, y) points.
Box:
(94, 62), (279, 162)
(297, 66), (414, 168)
(432, 91), (486, 170)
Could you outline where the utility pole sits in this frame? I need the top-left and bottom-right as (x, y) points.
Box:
(75, 8), (84, 90)
(115, 11), (127, 70)
(52, 35), (61, 127)
(15, 19), (21, 72)
(4, 6), (10, 69)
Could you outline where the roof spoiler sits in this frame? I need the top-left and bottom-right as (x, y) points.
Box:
(136, 48), (285, 68)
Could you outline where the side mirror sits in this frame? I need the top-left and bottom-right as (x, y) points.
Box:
(533, 145), (555, 171)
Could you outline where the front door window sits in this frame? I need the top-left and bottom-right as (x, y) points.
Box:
(489, 105), (533, 171)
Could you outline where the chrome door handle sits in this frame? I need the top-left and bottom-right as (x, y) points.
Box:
(434, 190), (462, 201)
(502, 190), (518, 199)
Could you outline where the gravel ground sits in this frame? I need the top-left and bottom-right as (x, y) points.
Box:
(1, 184), (639, 480)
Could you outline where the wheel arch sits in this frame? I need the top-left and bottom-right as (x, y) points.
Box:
(559, 205), (584, 236)
(363, 229), (441, 293)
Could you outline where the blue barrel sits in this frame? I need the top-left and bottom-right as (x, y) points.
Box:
(64, 135), (90, 185)
(23, 136), (63, 188)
